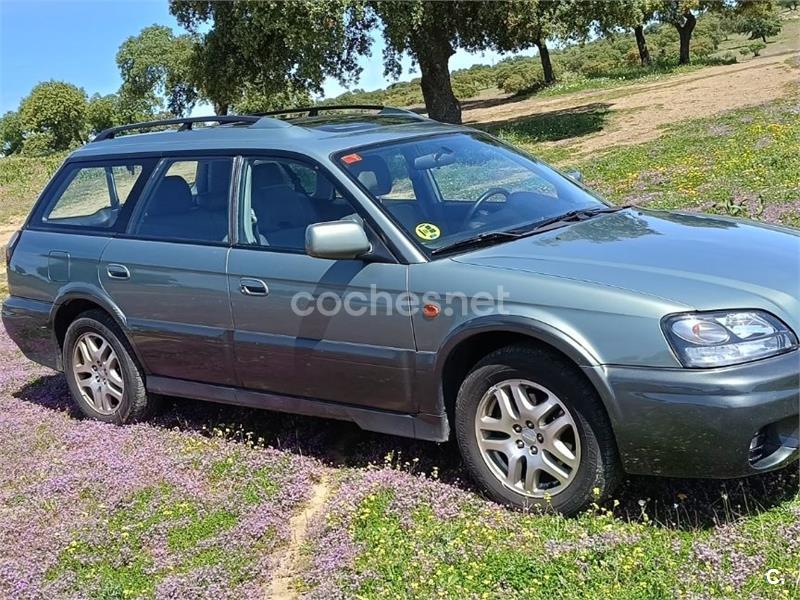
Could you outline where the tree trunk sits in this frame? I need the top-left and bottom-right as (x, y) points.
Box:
(214, 101), (229, 116)
(761, 34), (767, 43)
(675, 11), (696, 65)
(417, 41), (461, 124)
(634, 25), (652, 66)
(534, 39), (555, 84)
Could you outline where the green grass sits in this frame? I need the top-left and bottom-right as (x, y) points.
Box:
(337, 483), (799, 600)
(497, 97), (800, 227)
(514, 58), (733, 103)
(484, 102), (612, 144)
(46, 477), (276, 598)
(208, 450), (284, 504)
(0, 152), (66, 225)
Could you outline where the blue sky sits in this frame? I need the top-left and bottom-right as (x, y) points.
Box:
(0, 0), (532, 115)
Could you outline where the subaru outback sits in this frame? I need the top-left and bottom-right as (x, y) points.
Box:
(3, 106), (798, 515)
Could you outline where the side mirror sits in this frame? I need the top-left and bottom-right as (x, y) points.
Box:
(566, 170), (583, 183)
(305, 220), (371, 260)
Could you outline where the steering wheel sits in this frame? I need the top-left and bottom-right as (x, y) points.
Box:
(464, 187), (511, 224)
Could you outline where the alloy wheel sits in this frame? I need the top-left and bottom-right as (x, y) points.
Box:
(474, 378), (581, 497)
(72, 332), (125, 415)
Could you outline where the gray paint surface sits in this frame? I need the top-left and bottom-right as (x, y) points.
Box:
(3, 115), (798, 478)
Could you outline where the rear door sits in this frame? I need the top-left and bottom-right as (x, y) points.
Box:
(100, 156), (237, 385)
(227, 156), (416, 411)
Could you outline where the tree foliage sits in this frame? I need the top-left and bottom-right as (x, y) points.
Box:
(734, 0), (782, 42)
(116, 25), (199, 117)
(590, 1), (659, 65)
(1, 0), (781, 156)
(368, 0), (502, 123)
(85, 94), (120, 135)
(18, 81), (87, 152)
(170, 0), (373, 115)
(0, 111), (24, 155)
(233, 86), (312, 114)
(489, 0), (594, 83)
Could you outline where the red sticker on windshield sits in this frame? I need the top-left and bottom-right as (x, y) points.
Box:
(341, 153), (363, 164)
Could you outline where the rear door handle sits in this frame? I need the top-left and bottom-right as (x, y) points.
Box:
(240, 278), (269, 296)
(106, 264), (130, 280)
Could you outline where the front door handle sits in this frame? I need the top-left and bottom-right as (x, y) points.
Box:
(107, 264), (130, 280)
(240, 278), (269, 296)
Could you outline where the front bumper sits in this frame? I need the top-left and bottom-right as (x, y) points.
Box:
(586, 350), (800, 478)
(2, 296), (59, 370)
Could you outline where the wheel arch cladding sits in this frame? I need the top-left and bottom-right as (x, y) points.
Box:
(52, 296), (144, 373)
(438, 328), (620, 455)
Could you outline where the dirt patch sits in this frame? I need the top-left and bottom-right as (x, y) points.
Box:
(0, 223), (21, 240)
(266, 473), (332, 600)
(465, 50), (800, 157)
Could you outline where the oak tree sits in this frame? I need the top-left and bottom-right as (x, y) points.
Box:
(19, 81), (87, 151)
(169, 0), (373, 115)
(116, 25), (199, 117)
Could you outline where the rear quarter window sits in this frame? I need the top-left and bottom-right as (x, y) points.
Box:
(38, 159), (153, 230)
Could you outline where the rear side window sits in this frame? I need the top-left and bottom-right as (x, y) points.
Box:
(131, 157), (233, 243)
(42, 161), (150, 229)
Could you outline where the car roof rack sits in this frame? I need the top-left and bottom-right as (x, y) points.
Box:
(92, 115), (262, 142)
(253, 104), (426, 120)
(91, 105), (427, 143)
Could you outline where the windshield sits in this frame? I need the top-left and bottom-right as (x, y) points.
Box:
(337, 133), (606, 253)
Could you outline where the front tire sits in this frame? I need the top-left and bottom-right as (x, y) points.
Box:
(455, 344), (620, 515)
(63, 310), (156, 424)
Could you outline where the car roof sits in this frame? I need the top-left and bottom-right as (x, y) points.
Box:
(69, 112), (470, 163)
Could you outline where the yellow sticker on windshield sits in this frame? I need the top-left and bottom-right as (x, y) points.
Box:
(415, 223), (441, 241)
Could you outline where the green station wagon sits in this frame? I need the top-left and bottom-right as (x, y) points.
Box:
(3, 106), (798, 514)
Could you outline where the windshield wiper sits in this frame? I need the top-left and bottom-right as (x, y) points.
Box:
(431, 230), (521, 256)
(430, 205), (632, 257)
(508, 205), (632, 235)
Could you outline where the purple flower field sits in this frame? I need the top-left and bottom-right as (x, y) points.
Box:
(1, 319), (798, 600)
(0, 324), (321, 599)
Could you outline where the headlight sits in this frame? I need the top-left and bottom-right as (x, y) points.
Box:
(662, 310), (798, 368)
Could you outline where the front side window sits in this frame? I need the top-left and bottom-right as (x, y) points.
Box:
(338, 133), (605, 252)
(238, 158), (360, 252)
(131, 158), (233, 243)
(43, 161), (148, 228)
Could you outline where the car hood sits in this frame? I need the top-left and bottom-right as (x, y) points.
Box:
(452, 208), (800, 330)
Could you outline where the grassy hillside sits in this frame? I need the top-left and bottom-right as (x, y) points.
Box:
(0, 153), (65, 226)
(493, 98), (800, 228)
(324, 11), (799, 108)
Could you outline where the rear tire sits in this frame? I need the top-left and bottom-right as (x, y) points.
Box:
(63, 310), (157, 424)
(455, 344), (620, 516)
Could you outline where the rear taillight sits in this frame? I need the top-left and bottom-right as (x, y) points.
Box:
(5, 230), (21, 267)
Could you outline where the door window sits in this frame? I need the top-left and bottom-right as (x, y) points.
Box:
(131, 158), (233, 243)
(238, 158), (359, 251)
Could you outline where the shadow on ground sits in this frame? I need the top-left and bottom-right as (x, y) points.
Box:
(477, 103), (612, 143)
(15, 373), (799, 531)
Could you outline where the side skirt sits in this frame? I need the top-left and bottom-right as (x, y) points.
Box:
(147, 376), (450, 442)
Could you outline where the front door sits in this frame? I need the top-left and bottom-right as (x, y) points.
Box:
(100, 156), (236, 386)
(228, 157), (416, 411)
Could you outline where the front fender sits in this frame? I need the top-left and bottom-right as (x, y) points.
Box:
(434, 314), (602, 374)
(411, 314), (608, 421)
